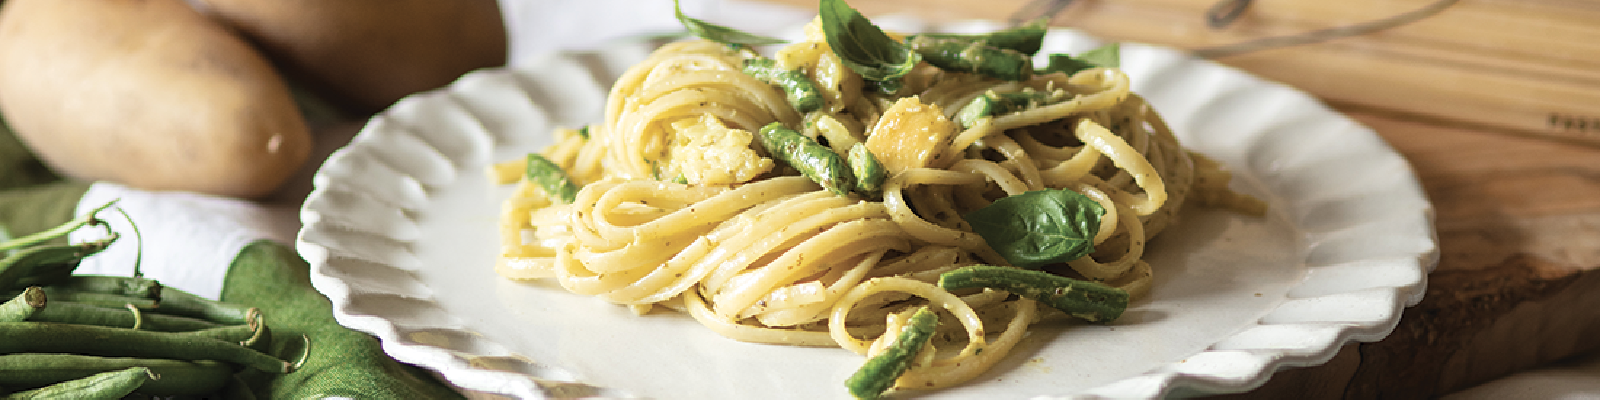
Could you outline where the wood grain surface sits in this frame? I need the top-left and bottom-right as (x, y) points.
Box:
(757, 0), (1600, 397)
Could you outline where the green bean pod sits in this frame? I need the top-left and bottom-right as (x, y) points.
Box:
(149, 286), (253, 326)
(0, 355), (232, 396)
(47, 276), (161, 301)
(0, 322), (291, 374)
(0, 287), (45, 322)
(847, 143), (885, 198)
(954, 89), (1060, 128)
(524, 153), (580, 204)
(742, 57), (824, 114)
(31, 289), (157, 310)
(938, 265), (1128, 322)
(908, 36), (1032, 82)
(844, 307), (938, 400)
(1, 366), (151, 400)
(0, 201), (116, 254)
(26, 301), (223, 332)
(756, 122), (855, 196)
(909, 18), (1049, 56)
(0, 236), (116, 292)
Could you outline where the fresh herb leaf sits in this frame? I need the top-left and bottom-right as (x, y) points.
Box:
(963, 188), (1104, 269)
(818, 0), (920, 82)
(674, 0), (787, 47)
(1039, 43), (1122, 75)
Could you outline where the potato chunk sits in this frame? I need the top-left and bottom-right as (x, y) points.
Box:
(662, 114), (775, 185)
(865, 96), (958, 174)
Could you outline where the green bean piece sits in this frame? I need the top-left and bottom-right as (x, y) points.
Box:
(1, 366), (151, 400)
(32, 288), (156, 310)
(954, 89), (1062, 128)
(742, 57), (825, 114)
(0, 287), (44, 322)
(938, 265), (1129, 322)
(0, 322), (290, 374)
(844, 307), (938, 400)
(908, 36), (1032, 82)
(24, 300), (219, 332)
(524, 153), (580, 204)
(0, 236), (116, 292)
(757, 122), (856, 196)
(847, 143), (885, 198)
(0, 200), (115, 254)
(909, 18), (1049, 55)
(0, 355), (232, 396)
(149, 285), (253, 326)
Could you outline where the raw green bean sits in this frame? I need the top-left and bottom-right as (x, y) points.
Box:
(0, 236), (116, 292)
(151, 286), (253, 326)
(0, 355), (230, 396)
(0, 322), (290, 374)
(524, 153), (580, 204)
(908, 36), (1032, 82)
(844, 307), (938, 400)
(742, 57), (824, 114)
(1, 366), (150, 400)
(47, 275), (161, 301)
(0, 201), (115, 254)
(937, 265), (1128, 322)
(847, 143), (885, 198)
(26, 301), (220, 332)
(0, 287), (44, 322)
(757, 122), (855, 196)
(31, 289), (157, 310)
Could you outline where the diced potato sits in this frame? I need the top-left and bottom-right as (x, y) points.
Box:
(865, 96), (958, 174)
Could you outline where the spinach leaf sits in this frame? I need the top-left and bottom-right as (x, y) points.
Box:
(1039, 43), (1122, 75)
(963, 188), (1104, 269)
(674, 0), (787, 47)
(818, 0), (920, 82)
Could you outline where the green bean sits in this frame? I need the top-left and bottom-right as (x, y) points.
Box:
(909, 18), (1049, 56)
(0, 287), (44, 322)
(844, 307), (938, 400)
(954, 89), (1064, 128)
(0, 322), (290, 374)
(908, 36), (1032, 82)
(26, 301), (221, 332)
(31, 289), (157, 310)
(151, 286), (253, 326)
(524, 153), (580, 204)
(937, 265), (1128, 322)
(0, 355), (231, 396)
(0, 201), (116, 254)
(743, 57), (824, 114)
(1, 366), (151, 400)
(47, 276), (161, 301)
(847, 143), (885, 198)
(0, 236), (116, 292)
(757, 122), (855, 196)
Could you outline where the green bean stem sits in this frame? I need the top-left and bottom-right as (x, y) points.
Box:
(1, 366), (151, 400)
(938, 265), (1129, 322)
(0, 355), (232, 396)
(524, 153), (580, 204)
(756, 122), (855, 196)
(0, 322), (290, 374)
(743, 57), (824, 114)
(847, 143), (885, 198)
(0, 287), (45, 322)
(844, 307), (939, 400)
(0, 201), (116, 254)
(908, 36), (1032, 82)
(0, 236), (118, 292)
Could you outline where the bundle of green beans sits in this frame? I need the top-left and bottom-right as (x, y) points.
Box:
(0, 203), (292, 398)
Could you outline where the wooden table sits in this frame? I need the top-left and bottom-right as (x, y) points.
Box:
(757, 0), (1600, 397)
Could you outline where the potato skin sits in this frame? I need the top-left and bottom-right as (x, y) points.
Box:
(0, 0), (312, 199)
(195, 0), (507, 113)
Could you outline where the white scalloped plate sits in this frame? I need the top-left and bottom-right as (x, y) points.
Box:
(297, 24), (1437, 399)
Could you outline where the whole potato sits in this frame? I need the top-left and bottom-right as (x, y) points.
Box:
(194, 0), (507, 114)
(0, 0), (311, 199)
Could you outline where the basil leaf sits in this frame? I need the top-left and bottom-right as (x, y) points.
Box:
(963, 188), (1104, 269)
(910, 18), (1050, 56)
(818, 0), (920, 82)
(674, 0), (787, 47)
(1039, 43), (1122, 75)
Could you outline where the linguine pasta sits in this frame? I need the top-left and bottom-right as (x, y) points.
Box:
(490, 17), (1262, 394)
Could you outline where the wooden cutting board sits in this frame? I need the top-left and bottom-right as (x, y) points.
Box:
(755, 0), (1600, 397)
